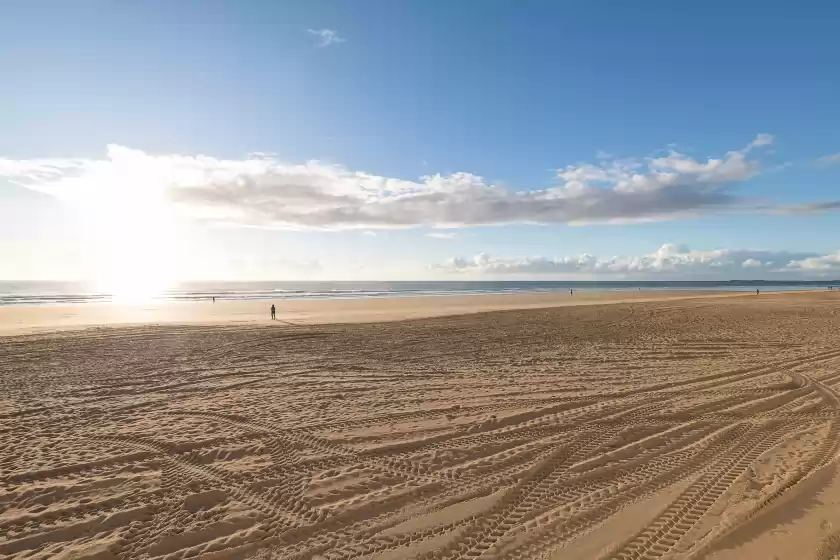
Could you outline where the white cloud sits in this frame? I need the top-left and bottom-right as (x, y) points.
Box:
(1, 135), (836, 230)
(362, 230), (377, 236)
(746, 133), (774, 151)
(427, 232), (457, 239)
(786, 252), (840, 271)
(0, 158), (90, 183)
(816, 153), (840, 167)
(434, 244), (833, 278)
(308, 28), (345, 47)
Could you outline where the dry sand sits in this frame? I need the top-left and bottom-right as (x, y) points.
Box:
(3, 290), (840, 559)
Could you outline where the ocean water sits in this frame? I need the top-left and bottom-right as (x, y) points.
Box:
(0, 280), (838, 306)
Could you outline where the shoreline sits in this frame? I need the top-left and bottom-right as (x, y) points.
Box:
(0, 288), (826, 336)
(3, 281), (835, 307)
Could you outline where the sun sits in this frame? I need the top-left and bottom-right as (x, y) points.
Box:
(83, 202), (180, 304)
(67, 151), (188, 301)
(101, 268), (174, 304)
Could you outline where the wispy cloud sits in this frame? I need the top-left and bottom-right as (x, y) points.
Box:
(308, 28), (345, 47)
(2, 135), (837, 230)
(771, 200), (840, 215)
(746, 133), (774, 151)
(435, 244), (838, 278)
(816, 153), (840, 167)
(427, 232), (457, 239)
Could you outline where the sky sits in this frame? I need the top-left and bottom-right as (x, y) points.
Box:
(2, 0), (840, 289)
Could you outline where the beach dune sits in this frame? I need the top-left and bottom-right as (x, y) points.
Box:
(2, 290), (840, 559)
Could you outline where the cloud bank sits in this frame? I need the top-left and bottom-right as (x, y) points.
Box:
(435, 244), (840, 278)
(1, 135), (837, 230)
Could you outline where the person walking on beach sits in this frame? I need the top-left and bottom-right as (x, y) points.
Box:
(212, 296), (215, 303)
(756, 289), (760, 295)
(270, 304), (276, 320)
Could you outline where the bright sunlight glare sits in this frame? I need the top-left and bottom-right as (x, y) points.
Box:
(90, 217), (179, 304)
(63, 151), (184, 303)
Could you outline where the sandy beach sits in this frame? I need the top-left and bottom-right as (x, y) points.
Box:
(0, 289), (766, 336)
(3, 290), (840, 559)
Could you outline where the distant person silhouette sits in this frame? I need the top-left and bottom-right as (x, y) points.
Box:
(756, 289), (760, 295)
(270, 304), (276, 320)
(212, 297), (215, 303)
(570, 289), (573, 296)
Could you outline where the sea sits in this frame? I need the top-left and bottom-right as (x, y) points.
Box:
(1, 280), (838, 306)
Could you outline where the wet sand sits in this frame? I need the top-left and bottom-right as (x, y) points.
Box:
(0, 289), (766, 335)
(3, 290), (840, 559)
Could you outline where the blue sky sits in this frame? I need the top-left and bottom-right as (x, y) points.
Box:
(2, 1), (840, 283)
